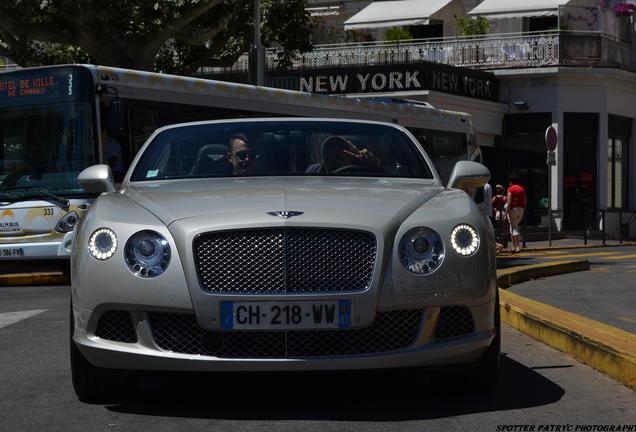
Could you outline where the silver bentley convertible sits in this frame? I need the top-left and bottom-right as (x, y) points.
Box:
(70, 118), (498, 402)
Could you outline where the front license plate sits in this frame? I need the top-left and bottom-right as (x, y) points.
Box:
(221, 300), (351, 330)
(0, 248), (24, 258)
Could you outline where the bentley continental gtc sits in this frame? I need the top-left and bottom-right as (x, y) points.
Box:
(70, 118), (498, 402)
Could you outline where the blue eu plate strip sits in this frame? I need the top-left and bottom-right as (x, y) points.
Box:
(338, 299), (351, 329)
(221, 302), (234, 330)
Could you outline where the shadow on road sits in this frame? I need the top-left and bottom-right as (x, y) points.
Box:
(106, 356), (564, 421)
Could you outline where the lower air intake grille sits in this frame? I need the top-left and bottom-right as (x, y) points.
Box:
(434, 306), (475, 339)
(95, 311), (137, 343)
(148, 310), (423, 358)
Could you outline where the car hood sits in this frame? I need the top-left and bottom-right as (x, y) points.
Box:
(122, 177), (444, 226)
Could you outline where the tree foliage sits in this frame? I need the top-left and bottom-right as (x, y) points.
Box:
(455, 16), (490, 36)
(0, 0), (313, 74)
(383, 27), (413, 42)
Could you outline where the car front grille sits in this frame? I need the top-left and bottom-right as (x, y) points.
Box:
(95, 311), (137, 343)
(434, 306), (475, 339)
(194, 228), (377, 294)
(148, 310), (423, 358)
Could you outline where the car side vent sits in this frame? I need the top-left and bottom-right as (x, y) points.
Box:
(95, 311), (137, 343)
(434, 306), (475, 339)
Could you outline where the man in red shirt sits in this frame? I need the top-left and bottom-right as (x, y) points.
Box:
(505, 173), (526, 253)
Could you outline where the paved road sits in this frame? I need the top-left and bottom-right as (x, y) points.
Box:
(504, 246), (636, 333)
(1, 285), (634, 431)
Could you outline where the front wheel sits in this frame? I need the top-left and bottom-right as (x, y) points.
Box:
(465, 290), (501, 394)
(70, 305), (135, 403)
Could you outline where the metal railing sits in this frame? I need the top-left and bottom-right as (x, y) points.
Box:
(205, 30), (631, 75)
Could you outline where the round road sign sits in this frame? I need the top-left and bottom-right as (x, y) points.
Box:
(545, 126), (558, 151)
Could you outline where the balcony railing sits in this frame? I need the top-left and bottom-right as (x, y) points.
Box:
(210, 31), (631, 75)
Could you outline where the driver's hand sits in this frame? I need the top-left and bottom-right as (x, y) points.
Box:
(342, 148), (381, 167)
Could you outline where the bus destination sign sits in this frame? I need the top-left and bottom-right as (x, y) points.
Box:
(0, 67), (89, 106)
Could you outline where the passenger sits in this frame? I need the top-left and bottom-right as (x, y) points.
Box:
(306, 136), (383, 174)
(227, 133), (258, 175)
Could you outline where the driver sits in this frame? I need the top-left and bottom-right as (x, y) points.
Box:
(306, 136), (382, 174)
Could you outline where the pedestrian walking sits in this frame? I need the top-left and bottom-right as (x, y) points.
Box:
(505, 173), (526, 254)
(492, 184), (507, 254)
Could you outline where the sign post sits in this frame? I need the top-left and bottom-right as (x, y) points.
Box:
(545, 125), (558, 246)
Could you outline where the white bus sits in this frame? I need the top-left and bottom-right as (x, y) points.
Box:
(0, 64), (476, 260)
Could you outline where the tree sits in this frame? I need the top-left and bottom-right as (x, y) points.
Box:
(0, 0), (313, 75)
(455, 16), (490, 37)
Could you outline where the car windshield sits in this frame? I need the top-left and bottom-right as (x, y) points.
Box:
(131, 120), (433, 181)
(0, 102), (95, 199)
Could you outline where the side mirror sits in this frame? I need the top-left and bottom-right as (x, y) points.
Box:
(447, 161), (490, 189)
(78, 165), (116, 194)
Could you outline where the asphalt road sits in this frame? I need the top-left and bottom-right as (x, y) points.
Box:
(0, 285), (634, 431)
(506, 246), (636, 333)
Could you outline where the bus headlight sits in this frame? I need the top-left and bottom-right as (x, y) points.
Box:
(56, 211), (79, 233)
(124, 231), (170, 278)
(451, 224), (480, 256)
(398, 227), (444, 275)
(88, 228), (117, 260)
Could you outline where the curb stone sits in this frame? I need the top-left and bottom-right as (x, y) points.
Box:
(497, 261), (636, 390)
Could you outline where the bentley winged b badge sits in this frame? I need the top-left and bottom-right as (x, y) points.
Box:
(267, 211), (304, 219)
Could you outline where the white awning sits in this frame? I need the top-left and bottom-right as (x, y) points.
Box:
(468, 0), (571, 19)
(344, 0), (454, 30)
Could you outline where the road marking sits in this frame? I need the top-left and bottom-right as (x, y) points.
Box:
(600, 253), (636, 261)
(591, 267), (610, 272)
(0, 310), (47, 330)
(617, 316), (636, 324)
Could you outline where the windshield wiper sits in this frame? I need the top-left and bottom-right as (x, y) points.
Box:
(0, 188), (70, 212)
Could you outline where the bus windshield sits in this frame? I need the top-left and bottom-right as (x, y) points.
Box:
(0, 102), (95, 200)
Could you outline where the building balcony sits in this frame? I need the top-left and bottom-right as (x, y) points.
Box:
(217, 31), (631, 74)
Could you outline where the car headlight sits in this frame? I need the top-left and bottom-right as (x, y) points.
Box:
(124, 230), (170, 278)
(451, 224), (480, 256)
(88, 228), (117, 260)
(56, 211), (80, 233)
(398, 227), (444, 275)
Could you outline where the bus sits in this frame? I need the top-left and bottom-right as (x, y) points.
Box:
(0, 64), (476, 260)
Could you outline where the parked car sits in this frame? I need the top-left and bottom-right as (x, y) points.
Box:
(70, 118), (498, 402)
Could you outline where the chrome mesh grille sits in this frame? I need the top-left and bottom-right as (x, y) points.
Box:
(95, 311), (137, 343)
(148, 310), (422, 358)
(434, 306), (475, 339)
(194, 228), (376, 294)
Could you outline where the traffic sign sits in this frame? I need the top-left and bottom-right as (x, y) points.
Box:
(545, 125), (558, 151)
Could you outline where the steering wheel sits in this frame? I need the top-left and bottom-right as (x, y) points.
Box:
(331, 164), (370, 174)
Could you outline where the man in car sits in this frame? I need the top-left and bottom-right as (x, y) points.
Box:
(227, 133), (258, 175)
(306, 135), (383, 174)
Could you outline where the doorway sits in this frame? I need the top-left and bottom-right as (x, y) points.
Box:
(563, 113), (598, 230)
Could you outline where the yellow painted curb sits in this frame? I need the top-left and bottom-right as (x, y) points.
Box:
(0, 272), (68, 287)
(497, 260), (590, 288)
(498, 262), (636, 390)
(522, 242), (636, 252)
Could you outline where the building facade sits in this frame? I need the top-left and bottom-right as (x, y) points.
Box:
(203, 0), (636, 238)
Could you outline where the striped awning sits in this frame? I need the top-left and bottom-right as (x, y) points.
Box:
(344, 0), (454, 30)
(468, 0), (571, 19)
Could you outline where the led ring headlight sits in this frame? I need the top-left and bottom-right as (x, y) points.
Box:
(398, 227), (444, 275)
(124, 230), (171, 278)
(88, 228), (117, 260)
(451, 224), (480, 256)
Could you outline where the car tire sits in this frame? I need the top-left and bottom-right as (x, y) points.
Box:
(70, 304), (135, 403)
(465, 290), (501, 394)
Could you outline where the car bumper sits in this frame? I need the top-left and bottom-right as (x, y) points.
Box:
(0, 232), (73, 259)
(72, 303), (495, 372)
